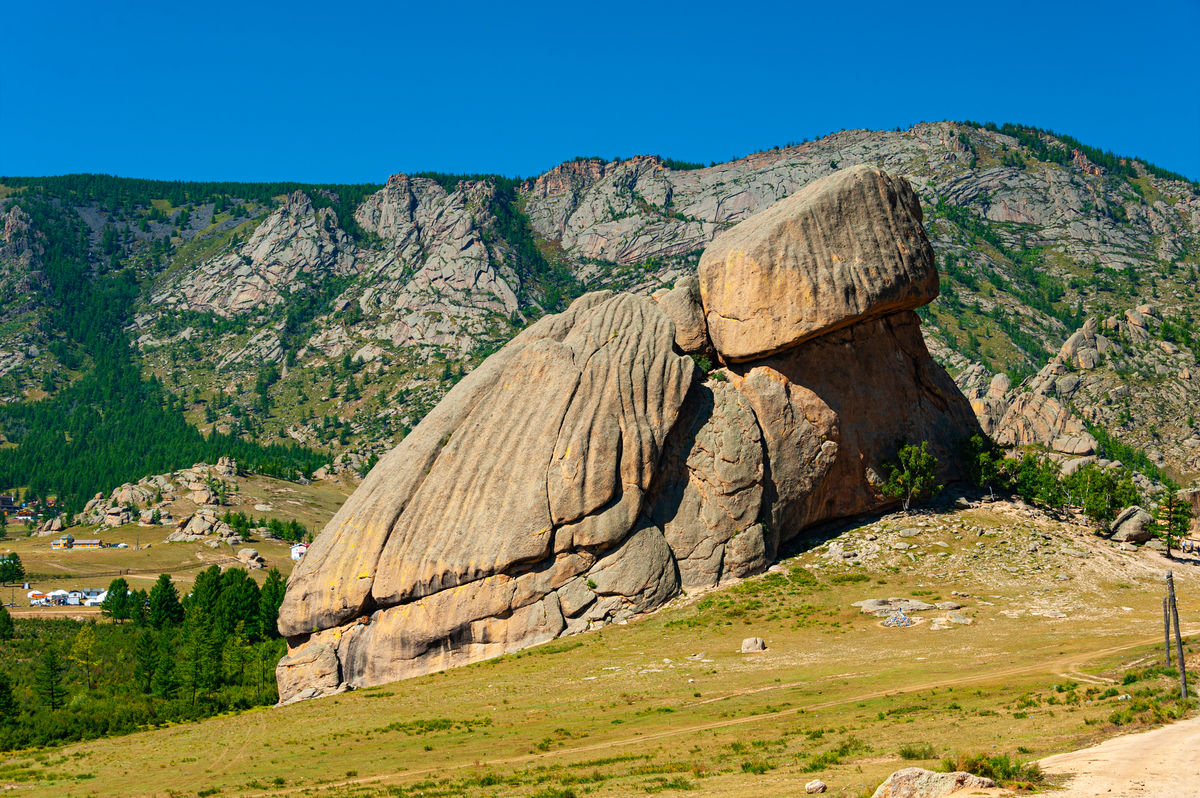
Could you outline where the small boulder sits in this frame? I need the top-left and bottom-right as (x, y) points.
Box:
(870, 767), (995, 798)
(805, 779), (827, 794)
(1109, 506), (1154, 544)
(741, 637), (766, 653)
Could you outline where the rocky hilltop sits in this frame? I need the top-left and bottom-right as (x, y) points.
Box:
(274, 166), (980, 702)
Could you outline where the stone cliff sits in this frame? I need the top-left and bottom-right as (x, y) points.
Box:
(274, 166), (980, 703)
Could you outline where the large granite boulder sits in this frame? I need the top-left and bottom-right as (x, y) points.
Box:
(1110, 506), (1155, 543)
(277, 166), (980, 702)
(698, 165), (938, 362)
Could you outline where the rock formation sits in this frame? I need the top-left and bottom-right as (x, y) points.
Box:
(275, 166), (981, 703)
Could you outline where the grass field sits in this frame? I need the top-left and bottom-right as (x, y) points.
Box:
(2, 499), (1198, 797)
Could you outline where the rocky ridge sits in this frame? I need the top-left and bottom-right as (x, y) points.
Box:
(273, 166), (981, 702)
(2, 122), (1198, 491)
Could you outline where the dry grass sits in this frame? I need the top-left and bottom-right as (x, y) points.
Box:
(2, 501), (1198, 796)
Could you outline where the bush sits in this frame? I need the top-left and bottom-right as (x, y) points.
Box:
(898, 742), (936, 760)
(941, 753), (1045, 787)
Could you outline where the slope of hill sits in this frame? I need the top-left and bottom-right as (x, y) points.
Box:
(1, 121), (1198, 508)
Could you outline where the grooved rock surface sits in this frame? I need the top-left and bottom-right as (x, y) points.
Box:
(698, 165), (938, 362)
(277, 167), (981, 702)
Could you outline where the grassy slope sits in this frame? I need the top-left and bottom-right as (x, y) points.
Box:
(3, 501), (1197, 797)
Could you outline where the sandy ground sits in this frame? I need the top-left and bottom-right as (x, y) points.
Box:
(1038, 714), (1200, 797)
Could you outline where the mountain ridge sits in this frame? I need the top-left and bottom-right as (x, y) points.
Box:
(2, 120), (1198, 510)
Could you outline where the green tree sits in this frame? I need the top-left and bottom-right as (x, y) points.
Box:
(0, 605), (14, 640)
(962, 434), (1001, 494)
(148, 573), (184, 629)
(35, 647), (67, 710)
(133, 630), (158, 694)
(152, 639), (179, 699)
(0, 553), (24, 584)
(223, 621), (250, 685)
(0, 672), (17, 723)
(1063, 464), (1139, 526)
(216, 568), (260, 637)
(70, 624), (99, 690)
(882, 441), (942, 511)
(258, 568), (286, 639)
(101, 577), (131, 622)
(1155, 484), (1194, 558)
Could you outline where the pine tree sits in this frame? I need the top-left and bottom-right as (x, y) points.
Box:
(148, 573), (184, 629)
(69, 624), (99, 690)
(101, 577), (131, 622)
(153, 639), (179, 699)
(1155, 485), (1194, 558)
(0, 672), (17, 723)
(35, 647), (67, 710)
(0, 605), (14, 640)
(133, 631), (157, 694)
(258, 568), (286, 639)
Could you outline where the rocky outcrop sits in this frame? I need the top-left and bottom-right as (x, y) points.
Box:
(154, 192), (357, 318)
(275, 167), (981, 702)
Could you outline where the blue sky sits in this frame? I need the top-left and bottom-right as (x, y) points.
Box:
(2, 0), (1197, 183)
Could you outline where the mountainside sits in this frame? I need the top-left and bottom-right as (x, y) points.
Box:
(1, 121), (1198, 507)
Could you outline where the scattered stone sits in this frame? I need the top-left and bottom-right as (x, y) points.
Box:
(805, 779), (827, 794)
(934, 601), (962, 610)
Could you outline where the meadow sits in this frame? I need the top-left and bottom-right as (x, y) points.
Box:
(2, 499), (1197, 796)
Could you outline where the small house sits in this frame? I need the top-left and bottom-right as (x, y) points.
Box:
(290, 542), (308, 561)
(50, 535), (75, 549)
(72, 539), (103, 549)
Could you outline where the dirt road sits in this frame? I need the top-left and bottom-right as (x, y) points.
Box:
(1039, 714), (1200, 797)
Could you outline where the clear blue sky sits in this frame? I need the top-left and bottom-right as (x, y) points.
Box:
(3, 0), (1198, 183)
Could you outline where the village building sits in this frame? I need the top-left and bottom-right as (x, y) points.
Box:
(50, 535), (105, 550)
(290, 542), (309, 561)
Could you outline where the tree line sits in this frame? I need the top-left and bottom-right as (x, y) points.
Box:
(0, 566), (287, 751)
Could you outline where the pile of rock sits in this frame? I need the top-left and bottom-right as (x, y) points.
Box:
(72, 460), (238, 529)
(165, 508), (241, 545)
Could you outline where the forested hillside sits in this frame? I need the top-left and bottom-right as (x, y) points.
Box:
(1, 120), (1198, 511)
